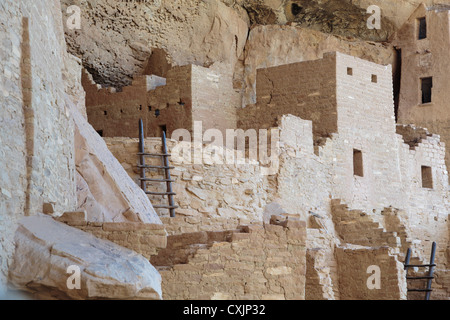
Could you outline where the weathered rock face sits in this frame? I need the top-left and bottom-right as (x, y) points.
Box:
(0, 0), (79, 294)
(8, 215), (162, 300)
(69, 97), (162, 224)
(239, 0), (450, 37)
(285, 0), (395, 41)
(61, 0), (450, 90)
(61, 0), (249, 88)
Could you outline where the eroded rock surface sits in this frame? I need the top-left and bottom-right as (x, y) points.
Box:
(69, 97), (161, 224)
(62, 0), (249, 88)
(8, 215), (162, 300)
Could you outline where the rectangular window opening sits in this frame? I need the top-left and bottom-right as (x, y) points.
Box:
(371, 74), (378, 83)
(421, 77), (432, 104)
(347, 67), (353, 76)
(418, 17), (427, 40)
(353, 149), (364, 177)
(158, 124), (167, 137)
(421, 166), (433, 189)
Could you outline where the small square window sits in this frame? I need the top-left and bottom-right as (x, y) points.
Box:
(103, 111), (107, 116)
(371, 74), (378, 83)
(353, 149), (364, 177)
(421, 166), (433, 188)
(347, 67), (353, 76)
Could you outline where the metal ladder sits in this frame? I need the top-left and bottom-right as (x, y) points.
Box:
(138, 119), (178, 217)
(404, 241), (436, 300)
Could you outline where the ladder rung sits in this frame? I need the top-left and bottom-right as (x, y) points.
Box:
(407, 289), (433, 292)
(138, 165), (175, 169)
(140, 178), (175, 182)
(146, 192), (177, 196)
(138, 153), (171, 157)
(152, 205), (179, 209)
(405, 264), (436, 268)
(406, 276), (434, 280)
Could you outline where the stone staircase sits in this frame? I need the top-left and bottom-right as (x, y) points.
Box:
(331, 199), (401, 249)
(331, 200), (450, 300)
(150, 228), (249, 268)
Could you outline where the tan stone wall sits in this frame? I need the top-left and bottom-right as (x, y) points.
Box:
(0, 0), (77, 293)
(85, 64), (239, 139)
(191, 64), (238, 138)
(336, 246), (407, 300)
(104, 137), (272, 222)
(242, 25), (396, 108)
(393, 6), (450, 183)
(103, 51), (450, 298)
(153, 218), (307, 300)
(84, 66), (193, 138)
(62, 221), (167, 260)
(238, 53), (338, 140)
(161, 216), (248, 236)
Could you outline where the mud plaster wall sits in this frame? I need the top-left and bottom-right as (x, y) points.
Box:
(394, 7), (450, 184)
(84, 64), (239, 139)
(336, 246), (407, 300)
(0, 0), (77, 293)
(238, 52), (338, 140)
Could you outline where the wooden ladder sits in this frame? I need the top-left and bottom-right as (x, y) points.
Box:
(138, 119), (178, 217)
(404, 241), (436, 300)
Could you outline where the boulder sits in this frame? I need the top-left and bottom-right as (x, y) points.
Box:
(8, 215), (162, 300)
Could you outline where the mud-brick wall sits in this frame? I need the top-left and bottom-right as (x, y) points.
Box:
(0, 0), (77, 294)
(154, 219), (307, 300)
(84, 65), (194, 139)
(238, 52), (338, 140)
(62, 220), (167, 260)
(336, 246), (407, 300)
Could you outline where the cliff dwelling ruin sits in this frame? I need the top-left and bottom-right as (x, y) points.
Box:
(1, 0), (450, 302)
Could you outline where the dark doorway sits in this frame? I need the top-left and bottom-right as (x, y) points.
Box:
(421, 77), (433, 104)
(393, 48), (402, 121)
(353, 149), (364, 177)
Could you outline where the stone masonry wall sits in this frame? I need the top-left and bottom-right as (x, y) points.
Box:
(0, 0), (77, 293)
(336, 246), (407, 300)
(393, 5), (450, 183)
(238, 53), (338, 141)
(104, 137), (272, 223)
(83, 65), (193, 138)
(85, 63), (239, 139)
(153, 218), (307, 300)
(191, 64), (239, 137)
(61, 219), (167, 260)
